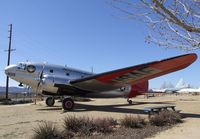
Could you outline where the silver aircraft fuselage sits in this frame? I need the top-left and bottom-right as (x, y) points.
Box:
(4, 62), (129, 98)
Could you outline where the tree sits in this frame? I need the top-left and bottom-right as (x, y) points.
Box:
(111, 0), (200, 50)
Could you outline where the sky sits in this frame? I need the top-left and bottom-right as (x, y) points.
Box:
(0, 0), (199, 89)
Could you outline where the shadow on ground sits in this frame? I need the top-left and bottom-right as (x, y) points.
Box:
(36, 101), (200, 119)
(36, 101), (173, 115)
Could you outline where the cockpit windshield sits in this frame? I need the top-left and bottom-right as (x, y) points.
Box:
(17, 63), (27, 70)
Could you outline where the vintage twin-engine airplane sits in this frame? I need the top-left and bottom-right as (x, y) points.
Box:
(4, 53), (197, 110)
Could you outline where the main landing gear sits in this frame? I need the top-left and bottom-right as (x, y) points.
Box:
(62, 97), (74, 111)
(45, 96), (75, 111)
(45, 97), (55, 107)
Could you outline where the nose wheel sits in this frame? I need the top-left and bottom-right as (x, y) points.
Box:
(62, 97), (74, 111)
(45, 97), (55, 107)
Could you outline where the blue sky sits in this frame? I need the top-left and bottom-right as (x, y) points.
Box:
(0, 0), (199, 88)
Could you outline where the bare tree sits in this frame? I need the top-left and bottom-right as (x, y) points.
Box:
(111, 0), (200, 50)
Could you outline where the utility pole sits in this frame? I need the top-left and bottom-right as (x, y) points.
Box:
(5, 24), (15, 100)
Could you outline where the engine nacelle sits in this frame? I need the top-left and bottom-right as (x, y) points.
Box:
(41, 75), (70, 94)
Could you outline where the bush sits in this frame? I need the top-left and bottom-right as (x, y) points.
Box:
(32, 121), (62, 139)
(63, 115), (96, 135)
(94, 117), (118, 133)
(120, 115), (147, 128)
(63, 116), (117, 135)
(150, 110), (183, 126)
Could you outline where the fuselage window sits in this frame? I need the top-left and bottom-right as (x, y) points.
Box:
(27, 65), (36, 73)
(50, 69), (53, 73)
(66, 73), (70, 76)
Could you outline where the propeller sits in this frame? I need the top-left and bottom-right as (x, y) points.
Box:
(36, 64), (45, 94)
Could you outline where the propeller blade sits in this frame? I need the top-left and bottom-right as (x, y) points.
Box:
(36, 64), (45, 94)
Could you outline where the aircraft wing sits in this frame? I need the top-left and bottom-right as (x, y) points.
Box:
(69, 53), (197, 92)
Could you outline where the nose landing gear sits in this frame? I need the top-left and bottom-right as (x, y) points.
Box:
(45, 96), (75, 111)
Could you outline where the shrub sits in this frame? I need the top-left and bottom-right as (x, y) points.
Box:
(150, 110), (183, 126)
(62, 130), (74, 139)
(94, 117), (118, 133)
(63, 116), (117, 135)
(63, 115), (81, 133)
(63, 115), (96, 135)
(120, 115), (147, 128)
(32, 121), (62, 139)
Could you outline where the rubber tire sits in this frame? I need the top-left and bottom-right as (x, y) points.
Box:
(62, 97), (74, 111)
(128, 100), (133, 105)
(45, 97), (55, 107)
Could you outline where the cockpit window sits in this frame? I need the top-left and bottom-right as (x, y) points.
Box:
(17, 63), (27, 70)
(27, 65), (36, 73)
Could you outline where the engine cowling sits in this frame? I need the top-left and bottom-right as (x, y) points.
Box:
(41, 75), (70, 94)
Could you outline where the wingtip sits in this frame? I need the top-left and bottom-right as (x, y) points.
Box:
(187, 53), (198, 63)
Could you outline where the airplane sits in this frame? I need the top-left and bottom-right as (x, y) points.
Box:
(176, 87), (200, 94)
(152, 78), (190, 93)
(4, 53), (197, 111)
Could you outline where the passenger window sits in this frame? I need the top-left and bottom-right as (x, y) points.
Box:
(27, 65), (36, 73)
(66, 73), (70, 76)
(50, 69), (53, 73)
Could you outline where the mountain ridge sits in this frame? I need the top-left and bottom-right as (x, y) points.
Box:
(0, 86), (25, 94)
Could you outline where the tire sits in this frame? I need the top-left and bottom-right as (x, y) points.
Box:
(128, 100), (132, 105)
(62, 97), (74, 111)
(45, 97), (55, 107)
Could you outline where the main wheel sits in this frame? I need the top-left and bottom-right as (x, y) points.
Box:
(45, 97), (55, 107)
(127, 99), (133, 105)
(62, 97), (74, 111)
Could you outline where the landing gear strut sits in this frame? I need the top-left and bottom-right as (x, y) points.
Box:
(127, 98), (133, 105)
(45, 97), (55, 107)
(62, 97), (74, 111)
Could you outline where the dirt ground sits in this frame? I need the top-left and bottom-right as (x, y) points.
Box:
(0, 94), (200, 139)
